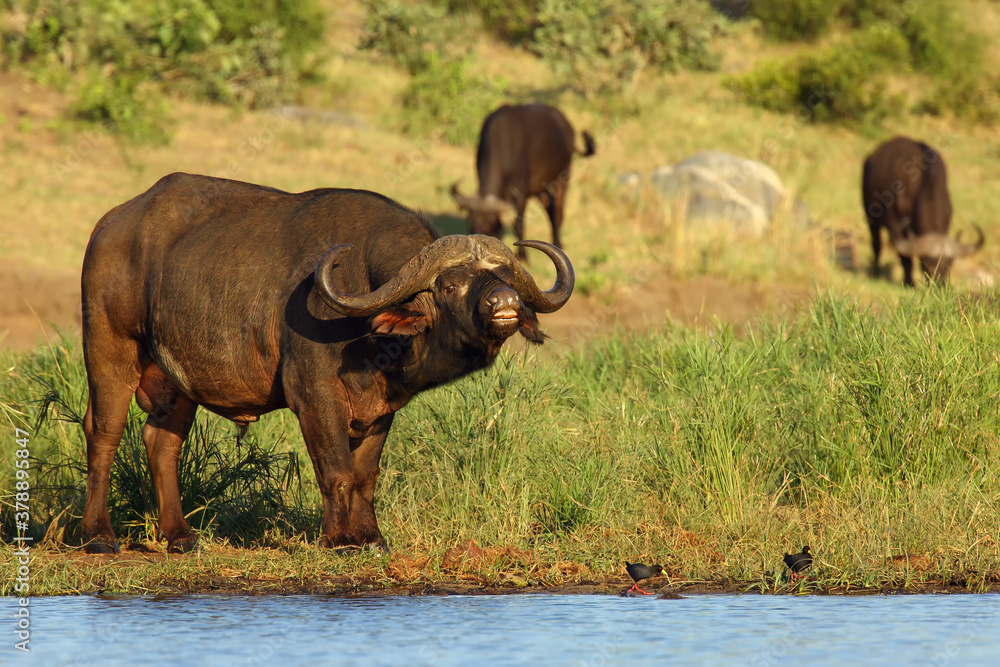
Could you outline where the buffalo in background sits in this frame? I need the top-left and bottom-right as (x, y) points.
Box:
(451, 102), (595, 261)
(862, 136), (984, 286)
(79, 173), (574, 554)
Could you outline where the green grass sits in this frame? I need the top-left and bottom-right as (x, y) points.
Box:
(3, 288), (999, 594)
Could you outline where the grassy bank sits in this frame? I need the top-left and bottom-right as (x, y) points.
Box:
(3, 288), (999, 595)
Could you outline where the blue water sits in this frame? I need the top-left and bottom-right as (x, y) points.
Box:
(3, 593), (999, 666)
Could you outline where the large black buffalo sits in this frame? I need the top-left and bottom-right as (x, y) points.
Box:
(79, 173), (574, 554)
(862, 136), (984, 286)
(451, 103), (595, 261)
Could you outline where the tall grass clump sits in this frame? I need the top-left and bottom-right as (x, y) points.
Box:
(0, 334), (312, 547)
(0, 0), (325, 140)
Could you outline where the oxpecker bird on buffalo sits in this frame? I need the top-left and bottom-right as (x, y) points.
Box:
(451, 102), (595, 261)
(79, 173), (574, 555)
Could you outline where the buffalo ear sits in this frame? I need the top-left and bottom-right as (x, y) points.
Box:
(518, 314), (547, 344)
(371, 307), (429, 336)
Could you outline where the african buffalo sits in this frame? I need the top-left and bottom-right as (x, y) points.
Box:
(862, 136), (984, 286)
(451, 103), (595, 261)
(79, 173), (574, 554)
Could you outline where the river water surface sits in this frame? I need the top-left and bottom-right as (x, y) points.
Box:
(4, 592), (999, 665)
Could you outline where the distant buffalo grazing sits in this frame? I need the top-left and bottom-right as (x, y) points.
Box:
(862, 136), (984, 286)
(79, 173), (574, 554)
(451, 103), (595, 261)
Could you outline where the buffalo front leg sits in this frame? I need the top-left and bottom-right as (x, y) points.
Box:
(349, 414), (394, 553)
(295, 406), (357, 550)
(141, 392), (198, 553)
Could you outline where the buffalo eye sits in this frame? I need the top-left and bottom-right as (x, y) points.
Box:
(443, 284), (457, 295)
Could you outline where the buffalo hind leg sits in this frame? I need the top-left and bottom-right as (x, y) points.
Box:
(80, 342), (142, 554)
(141, 391), (199, 553)
(900, 255), (916, 287)
(349, 414), (394, 553)
(868, 223), (882, 279)
(545, 180), (567, 251)
(511, 188), (529, 262)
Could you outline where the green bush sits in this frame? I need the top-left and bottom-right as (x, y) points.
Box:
(0, 0), (326, 140)
(750, 0), (839, 41)
(841, 0), (984, 75)
(359, 1), (457, 74)
(436, 0), (541, 43)
(898, 0), (985, 76)
(840, 0), (902, 26)
(400, 52), (505, 145)
(528, 0), (723, 96)
(358, 1), (500, 145)
(915, 72), (1000, 125)
(71, 68), (173, 144)
(732, 0), (995, 126)
(726, 27), (909, 124)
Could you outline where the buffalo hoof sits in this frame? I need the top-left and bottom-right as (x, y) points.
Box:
(84, 538), (121, 555)
(362, 542), (391, 557)
(166, 536), (198, 554)
(326, 540), (390, 556)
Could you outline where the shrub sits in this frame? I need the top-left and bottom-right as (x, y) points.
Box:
(400, 52), (505, 145)
(749, 0), (839, 41)
(914, 73), (1000, 125)
(726, 27), (909, 124)
(840, 0), (903, 27)
(358, 1), (503, 145)
(0, 0), (326, 140)
(897, 0), (985, 76)
(71, 68), (173, 144)
(359, 1), (457, 74)
(435, 0), (541, 43)
(528, 0), (724, 96)
(840, 0), (985, 76)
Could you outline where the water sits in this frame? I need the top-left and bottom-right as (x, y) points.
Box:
(4, 593), (999, 666)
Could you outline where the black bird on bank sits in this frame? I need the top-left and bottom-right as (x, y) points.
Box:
(783, 546), (813, 582)
(625, 562), (663, 596)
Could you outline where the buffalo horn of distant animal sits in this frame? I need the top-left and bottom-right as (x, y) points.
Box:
(450, 182), (515, 215)
(892, 225), (985, 259)
(953, 225), (986, 257)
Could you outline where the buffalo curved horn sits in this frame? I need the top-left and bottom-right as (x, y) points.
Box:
(893, 225), (986, 259)
(952, 225), (985, 257)
(453, 236), (573, 313)
(315, 236), (477, 317)
(509, 240), (575, 313)
(450, 181), (474, 211)
(891, 234), (946, 258)
(450, 181), (515, 215)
